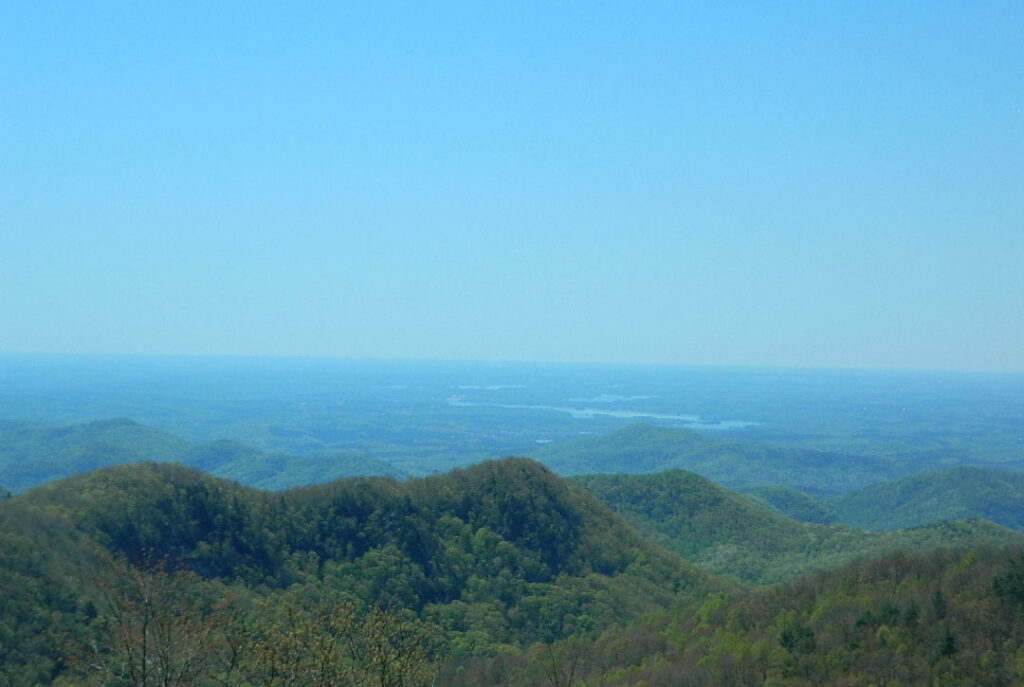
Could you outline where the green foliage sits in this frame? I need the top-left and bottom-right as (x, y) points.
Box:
(0, 458), (720, 682)
(5, 451), (1024, 686)
(572, 470), (1024, 584)
(779, 623), (815, 654)
(445, 546), (1024, 685)
(830, 466), (1024, 531)
(741, 485), (837, 524)
(236, 590), (437, 687)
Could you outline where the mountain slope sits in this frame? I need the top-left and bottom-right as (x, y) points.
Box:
(740, 484), (837, 523)
(444, 545), (1024, 686)
(830, 466), (1024, 531)
(534, 422), (902, 493)
(0, 418), (404, 492)
(572, 470), (1024, 584)
(0, 458), (723, 683)
(0, 418), (189, 490)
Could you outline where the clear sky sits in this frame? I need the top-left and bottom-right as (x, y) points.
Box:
(2, 2), (1022, 371)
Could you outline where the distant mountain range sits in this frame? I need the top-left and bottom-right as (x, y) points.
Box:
(5, 418), (1024, 541)
(531, 422), (905, 493)
(0, 418), (405, 492)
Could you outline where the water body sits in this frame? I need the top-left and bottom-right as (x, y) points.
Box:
(569, 394), (657, 403)
(448, 401), (760, 430)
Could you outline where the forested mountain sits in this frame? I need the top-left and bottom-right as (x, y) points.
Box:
(4, 456), (1023, 685)
(532, 423), (904, 493)
(0, 418), (404, 492)
(740, 484), (838, 524)
(830, 466), (1024, 531)
(0, 418), (189, 490)
(444, 546), (1024, 686)
(572, 470), (1024, 584)
(0, 458), (720, 685)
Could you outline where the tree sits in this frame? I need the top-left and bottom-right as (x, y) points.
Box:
(244, 591), (436, 687)
(78, 554), (226, 687)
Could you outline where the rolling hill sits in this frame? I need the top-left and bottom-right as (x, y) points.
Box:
(740, 484), (838, 523)
(0, 457), (722, 684)
(830, 466), (1024, 531)
(533, 422), (903, 493)
(0, 418), (405, 492)
(572, 470), (1024, 584)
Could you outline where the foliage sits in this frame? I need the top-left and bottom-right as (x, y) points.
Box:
(740, 485), (836, 524)
(3, 453), (1024, 685)
(830, 466), (1024, 531)
(0, 458), (718, 683)
(572, 470), (1024, 584)
(443, 546), (1024, 685)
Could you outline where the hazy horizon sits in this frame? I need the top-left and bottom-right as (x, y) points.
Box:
(3, 3), (1021, 372)
(3, 351), (1024, 377)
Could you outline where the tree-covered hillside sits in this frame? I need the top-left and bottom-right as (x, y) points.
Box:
(4, 456), (1023, 685)
(0, 458), (721, 685)
(830, 466), (1024, 531)
(444, 546), (1024, 685)
(740, 484), (838, 524)
(0, 418), (404, 492)
(573, 470), (1024, 584)
(533, 423), (903, 493)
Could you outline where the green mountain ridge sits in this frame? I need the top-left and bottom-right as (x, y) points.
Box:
(571, 470), (1024, 584)
(0, 457), (721, 684)
(740, 484), (838, 524)
(830, 465), (1024, 531)
(445, 545), (1024, 685)
(3, 456), (1022, 685)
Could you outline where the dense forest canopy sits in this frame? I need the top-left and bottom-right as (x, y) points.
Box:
(0, 458), (721, 684)
(2, 456), (1023, 685)
(571, 470), (1024, 584)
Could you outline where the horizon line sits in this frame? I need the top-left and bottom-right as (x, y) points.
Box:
(0, 350), (1020, 376)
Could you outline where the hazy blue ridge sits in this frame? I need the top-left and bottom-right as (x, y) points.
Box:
(532, 422), (904, 494)
(0, 418), (406, 492)
(829, 466), (1024, 531)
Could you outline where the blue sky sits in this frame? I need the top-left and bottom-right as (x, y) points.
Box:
(2, 2), (1022, 371)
